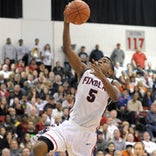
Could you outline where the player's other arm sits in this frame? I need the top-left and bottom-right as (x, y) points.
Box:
(63, 20), (87, 79)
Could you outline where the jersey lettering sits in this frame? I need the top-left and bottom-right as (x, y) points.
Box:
(82, 76), (106, 91)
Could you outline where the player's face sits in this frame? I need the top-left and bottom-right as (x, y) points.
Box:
(98, 57), (113, 77)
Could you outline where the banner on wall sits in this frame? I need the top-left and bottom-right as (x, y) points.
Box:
(126, 30), (145, 51)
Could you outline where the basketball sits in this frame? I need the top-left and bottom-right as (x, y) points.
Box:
(64, 0), (90, 25)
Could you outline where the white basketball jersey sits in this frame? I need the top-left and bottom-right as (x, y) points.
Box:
(70, 69), (112, 131)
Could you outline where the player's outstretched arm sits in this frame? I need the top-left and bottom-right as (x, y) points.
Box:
(63, 15), (87, 79)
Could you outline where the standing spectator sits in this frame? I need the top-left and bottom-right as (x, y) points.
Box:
(29, 38), (42, 65)
(41, 43), (54, 72)
(110, 43), (125, 67)
(114, 62), (125, 79)
(131, 46), (147, 69)
(146, 101), (156, 139)
(16, 39), (28, 65)
(89, 44), (104, 63)
(78, 46), (89, 65)
(1, 38), (16, 64)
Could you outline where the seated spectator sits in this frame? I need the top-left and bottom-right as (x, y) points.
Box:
(146, 101), (156, 140)
(107, 117), (118, 136)
(28, 58), (39, 73)
(61, 107), (70, 123)
(0, 96), (9, 116)
(0, 73), (7, 84)
(142, 88), (154, 109)
(1, 148), (10, 156)
(7, 107), (20, 128)
(104, 142), (116, 156)
(53, 74), (63, 93)
(120, 122), (130, 141)
(62, 92), (74, 109)
(53, 85), (65, 103)
(15, 59), (25, 73)
(128, 126), (141, 142)
(35, 113), (48, 133)
(27, 107), (40, 125)
(121, 143), (134, 156)
(0, 64), (13, 80)
(109, 110), (121, 126)
(14, 73), (23, 86)
(19, 133), (33, 150)
(110, 129), (126, 151)
(133, 142), (145, 156)
(9, 97), (25, 116)
(54, 115), (62, 126)
(21, 147), (33, 156)
(95, 149), (105, 156)
(11, 84), (25, 100)
(9, 139), (21, 156)
(0, 83), (10, 98)
(53, 61), (66, 78)
(126, 92), (143, 125)
(142, 131), (156, 154)
(16, 114), (29, 141)
(26, 121), (37, 139)
(125, 133), (136, 146)
(2, 114), (16, 132)
(94, 130), (106, 155)
(26, 97), (39, 116)
(44, 107), (55, 126)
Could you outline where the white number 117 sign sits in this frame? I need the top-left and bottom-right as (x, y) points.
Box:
(126, 30), (145, 51)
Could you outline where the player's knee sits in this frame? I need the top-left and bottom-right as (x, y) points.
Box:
(33, 141), (48, 155)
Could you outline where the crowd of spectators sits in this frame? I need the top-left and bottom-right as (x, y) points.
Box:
(0, 38), (156, 156)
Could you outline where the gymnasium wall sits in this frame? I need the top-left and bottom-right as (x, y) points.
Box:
(0, 18), (156, 68)
(0, 0), (156, 68)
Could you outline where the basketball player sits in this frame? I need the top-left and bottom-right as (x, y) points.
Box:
(33, 11), (120, 156)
